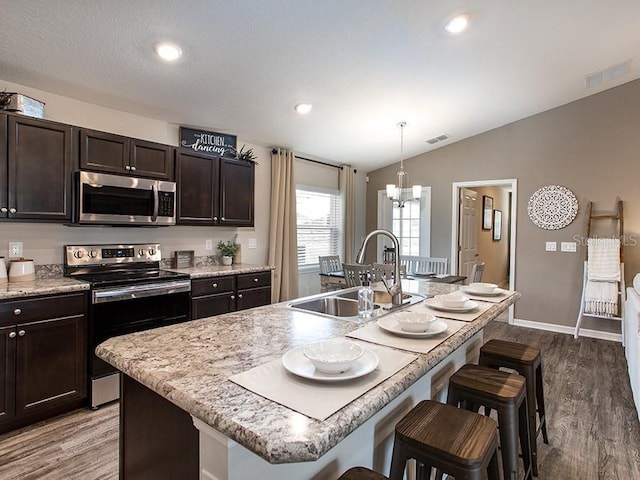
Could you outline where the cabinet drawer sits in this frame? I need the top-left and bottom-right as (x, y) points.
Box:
(0, 293), (86, 326)
(191, 276), (235, 298)
(237, 271), (271, 290)
(237, 287), (271, 311)
(191, 294), (236, 319)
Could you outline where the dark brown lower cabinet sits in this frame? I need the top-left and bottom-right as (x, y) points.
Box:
(121, 374), (199, 480)
(0, 293), (87, 433)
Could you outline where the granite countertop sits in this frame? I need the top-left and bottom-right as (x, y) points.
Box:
(168, 263), (275, 278)
(0, 277), (90, 300)
(96, 282), (520, 464)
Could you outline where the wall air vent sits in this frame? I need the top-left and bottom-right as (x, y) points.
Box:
(426, 133), (450, 145)
(585, 60), (630, 89)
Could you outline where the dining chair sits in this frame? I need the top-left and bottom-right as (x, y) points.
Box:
(469, 262), (485, 284)
(399, 256), (449, 275)
(318, 255), (342, 274)
(342, 263), (372, 287)
(372, 263), (406, 283)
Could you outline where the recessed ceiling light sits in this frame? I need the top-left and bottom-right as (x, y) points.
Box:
(154, 42), (183, 61)
(294, 103), (312, 114)
(445, 14), (470, 34)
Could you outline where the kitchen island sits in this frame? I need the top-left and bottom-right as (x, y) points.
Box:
(97, 281), (519, 479)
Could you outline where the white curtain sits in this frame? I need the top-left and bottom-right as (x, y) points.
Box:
(340, 165), (356, 263)
(269, 149), (299, 302)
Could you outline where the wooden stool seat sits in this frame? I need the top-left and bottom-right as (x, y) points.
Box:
(448, 364), (533, 480)
(338, 466), (389, 479)
(389, 400), (500, 480)
(480, 339), (549, 476)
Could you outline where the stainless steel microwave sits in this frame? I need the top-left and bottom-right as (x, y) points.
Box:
(76, 171), (176, 225)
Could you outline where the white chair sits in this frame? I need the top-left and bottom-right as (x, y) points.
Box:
(318, 255), (341, 274)
(400, 256), (449, 275)
(372, 263), (406, 283)
(469, 262), (485, 284)
(342, 263), (372, 287)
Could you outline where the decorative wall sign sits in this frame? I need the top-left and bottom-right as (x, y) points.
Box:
(493, 210), (502, 241)
(482, 195), (494, 230)
(180, 127), (237, 158)
(527, 185), (579, 230)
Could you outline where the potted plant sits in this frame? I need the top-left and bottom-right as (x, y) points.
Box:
(235, 144), (258, 164)
(217, 240), (240, 265)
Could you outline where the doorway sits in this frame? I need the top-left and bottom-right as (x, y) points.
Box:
(451, 179), (517, 323)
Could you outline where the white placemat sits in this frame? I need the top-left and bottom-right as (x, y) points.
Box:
(346, 318), (465, 354)
(229, 343), (416, 421)
(406, 301), (492, 322)
(457, 289), (515, 303)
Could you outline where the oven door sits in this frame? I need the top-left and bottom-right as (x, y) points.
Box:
(77, 171), (176, 225)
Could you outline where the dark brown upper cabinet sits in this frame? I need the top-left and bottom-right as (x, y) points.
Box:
(0, 113), (74, 222)
(176, 151), (254, 227)
(79, 129), (174, 181)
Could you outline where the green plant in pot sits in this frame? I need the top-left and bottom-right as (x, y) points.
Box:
(217, 241), (240, 265)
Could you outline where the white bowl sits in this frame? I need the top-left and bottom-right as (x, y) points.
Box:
(435, 292), (469, 308)
(469, 282), (498, 294)
(395, 312), (437, 333)
(303, 339), (364, 374)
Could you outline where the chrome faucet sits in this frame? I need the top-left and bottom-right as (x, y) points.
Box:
(355, 229), (403, 306)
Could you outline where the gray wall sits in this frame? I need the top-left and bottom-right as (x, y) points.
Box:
(366, 79), (640, 333)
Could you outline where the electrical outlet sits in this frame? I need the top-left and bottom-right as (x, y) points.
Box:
(561, 241), (577, 252)
(205, 239), (213, 251)
(545, 241), (557, 252)
(248, 238), (257, 249)
(8, 241), (23, 258)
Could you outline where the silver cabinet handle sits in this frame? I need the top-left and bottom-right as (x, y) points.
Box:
(13, 308), (21, 315)
(230, 295), (235, 300)
(221, 217), (225, 221)
(253, 278), (259, 282)
(238, 294), (243, 298)
(212, 283), (218, 288)
(0, 207), (7, 213)
(130, 166), (136, 171)
(125, 165), (131, 170)
(9, 208), (16, 214)
(18, 330), (25, 337)
(8, 331), (16, 338)
(213, 217), (218, 221)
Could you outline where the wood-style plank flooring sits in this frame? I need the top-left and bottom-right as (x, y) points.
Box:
(0, 321), (638, 479)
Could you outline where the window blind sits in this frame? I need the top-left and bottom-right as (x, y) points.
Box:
(296, 187), (342, 267)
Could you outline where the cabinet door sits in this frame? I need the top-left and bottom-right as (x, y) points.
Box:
(14, 314), (86, 417)
(237, 287), (271, 311)
(0, 325), (16, 422)
(191, 293), (236, 320)
(219, 158), (254, 226)
(176, 151), (220, 225)
(6, 116), (73, 221)
(130, 139), (175, 180)
(80, 129), (130, 174)
(0, 113), (7, 217)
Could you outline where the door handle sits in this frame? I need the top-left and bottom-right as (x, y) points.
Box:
(8, 331), (16, 338)
(18, 330), (25, 337)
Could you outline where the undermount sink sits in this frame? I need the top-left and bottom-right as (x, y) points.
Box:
(287, 287), (425, 320)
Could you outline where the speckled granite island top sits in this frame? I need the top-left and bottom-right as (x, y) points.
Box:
(0, 277), (89, 300)
(96, 282), (520, 464)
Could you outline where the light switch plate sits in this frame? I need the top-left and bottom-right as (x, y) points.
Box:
(545, 241), (557, 252)
(561, 241), (577, 252)
(205, 239), (213, 251)
(8, 241), (23, 258)
(248, 238), (257, 249)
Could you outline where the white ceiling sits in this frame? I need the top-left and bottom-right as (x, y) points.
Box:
(1, 1), (639, 171)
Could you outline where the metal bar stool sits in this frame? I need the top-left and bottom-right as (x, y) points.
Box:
(447, 364), (533, 480)
(338, 467), (388, 479)
(479, 339), (549, 477)
(389, 400), (500, 480)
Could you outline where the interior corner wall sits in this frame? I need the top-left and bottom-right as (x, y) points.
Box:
(473, 186), (510, 286)
(0, 78), (272, 266)
(365, 78), (640, 333)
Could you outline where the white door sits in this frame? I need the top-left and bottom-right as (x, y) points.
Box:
(458, 188), (479, 278)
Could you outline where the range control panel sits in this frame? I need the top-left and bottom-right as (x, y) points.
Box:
(65, 243), (162, 266)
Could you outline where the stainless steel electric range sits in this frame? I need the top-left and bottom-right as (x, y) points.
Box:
(64, 243), (191, 408)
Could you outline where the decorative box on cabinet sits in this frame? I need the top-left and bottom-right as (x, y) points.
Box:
(176, 151), (254, 226)
(0, 112), (74, 221)
(0, 292), (87, 433)
(80, 129), (174, 180)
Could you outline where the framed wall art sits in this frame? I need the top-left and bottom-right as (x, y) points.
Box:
(493, 210), (502, 241)
(482, 195), (494, 230)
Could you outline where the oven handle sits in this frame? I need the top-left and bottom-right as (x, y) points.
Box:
(151, 183), (159, 223)
(92, 279), (191, 304)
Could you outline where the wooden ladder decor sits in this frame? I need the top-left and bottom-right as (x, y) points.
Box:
(574, 199), (625, 340)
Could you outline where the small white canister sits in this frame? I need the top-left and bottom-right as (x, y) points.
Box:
(0, 257), (7, 283)
(9, 258), (35, 283)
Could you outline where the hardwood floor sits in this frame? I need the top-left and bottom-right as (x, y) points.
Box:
(0, 321), (638, 479)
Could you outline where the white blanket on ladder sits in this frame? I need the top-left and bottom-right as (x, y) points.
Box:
(585, 238), (620, 316)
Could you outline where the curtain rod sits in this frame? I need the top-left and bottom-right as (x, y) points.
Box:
(271, 149), (344, 170)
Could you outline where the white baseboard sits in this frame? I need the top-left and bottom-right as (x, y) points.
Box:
(512, 318), (622, 343)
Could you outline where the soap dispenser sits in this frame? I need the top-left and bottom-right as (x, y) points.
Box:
(358, 280), (374, 320)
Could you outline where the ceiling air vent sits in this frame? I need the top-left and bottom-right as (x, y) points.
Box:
(426, 134), (450, 145)
(585, 60), (630, 89)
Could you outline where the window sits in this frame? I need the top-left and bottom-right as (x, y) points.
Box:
(296, 186), (342, 267)
(392, 199), (421, 256)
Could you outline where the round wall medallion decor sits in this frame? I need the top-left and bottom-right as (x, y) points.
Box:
(527, 185), (578, 230)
